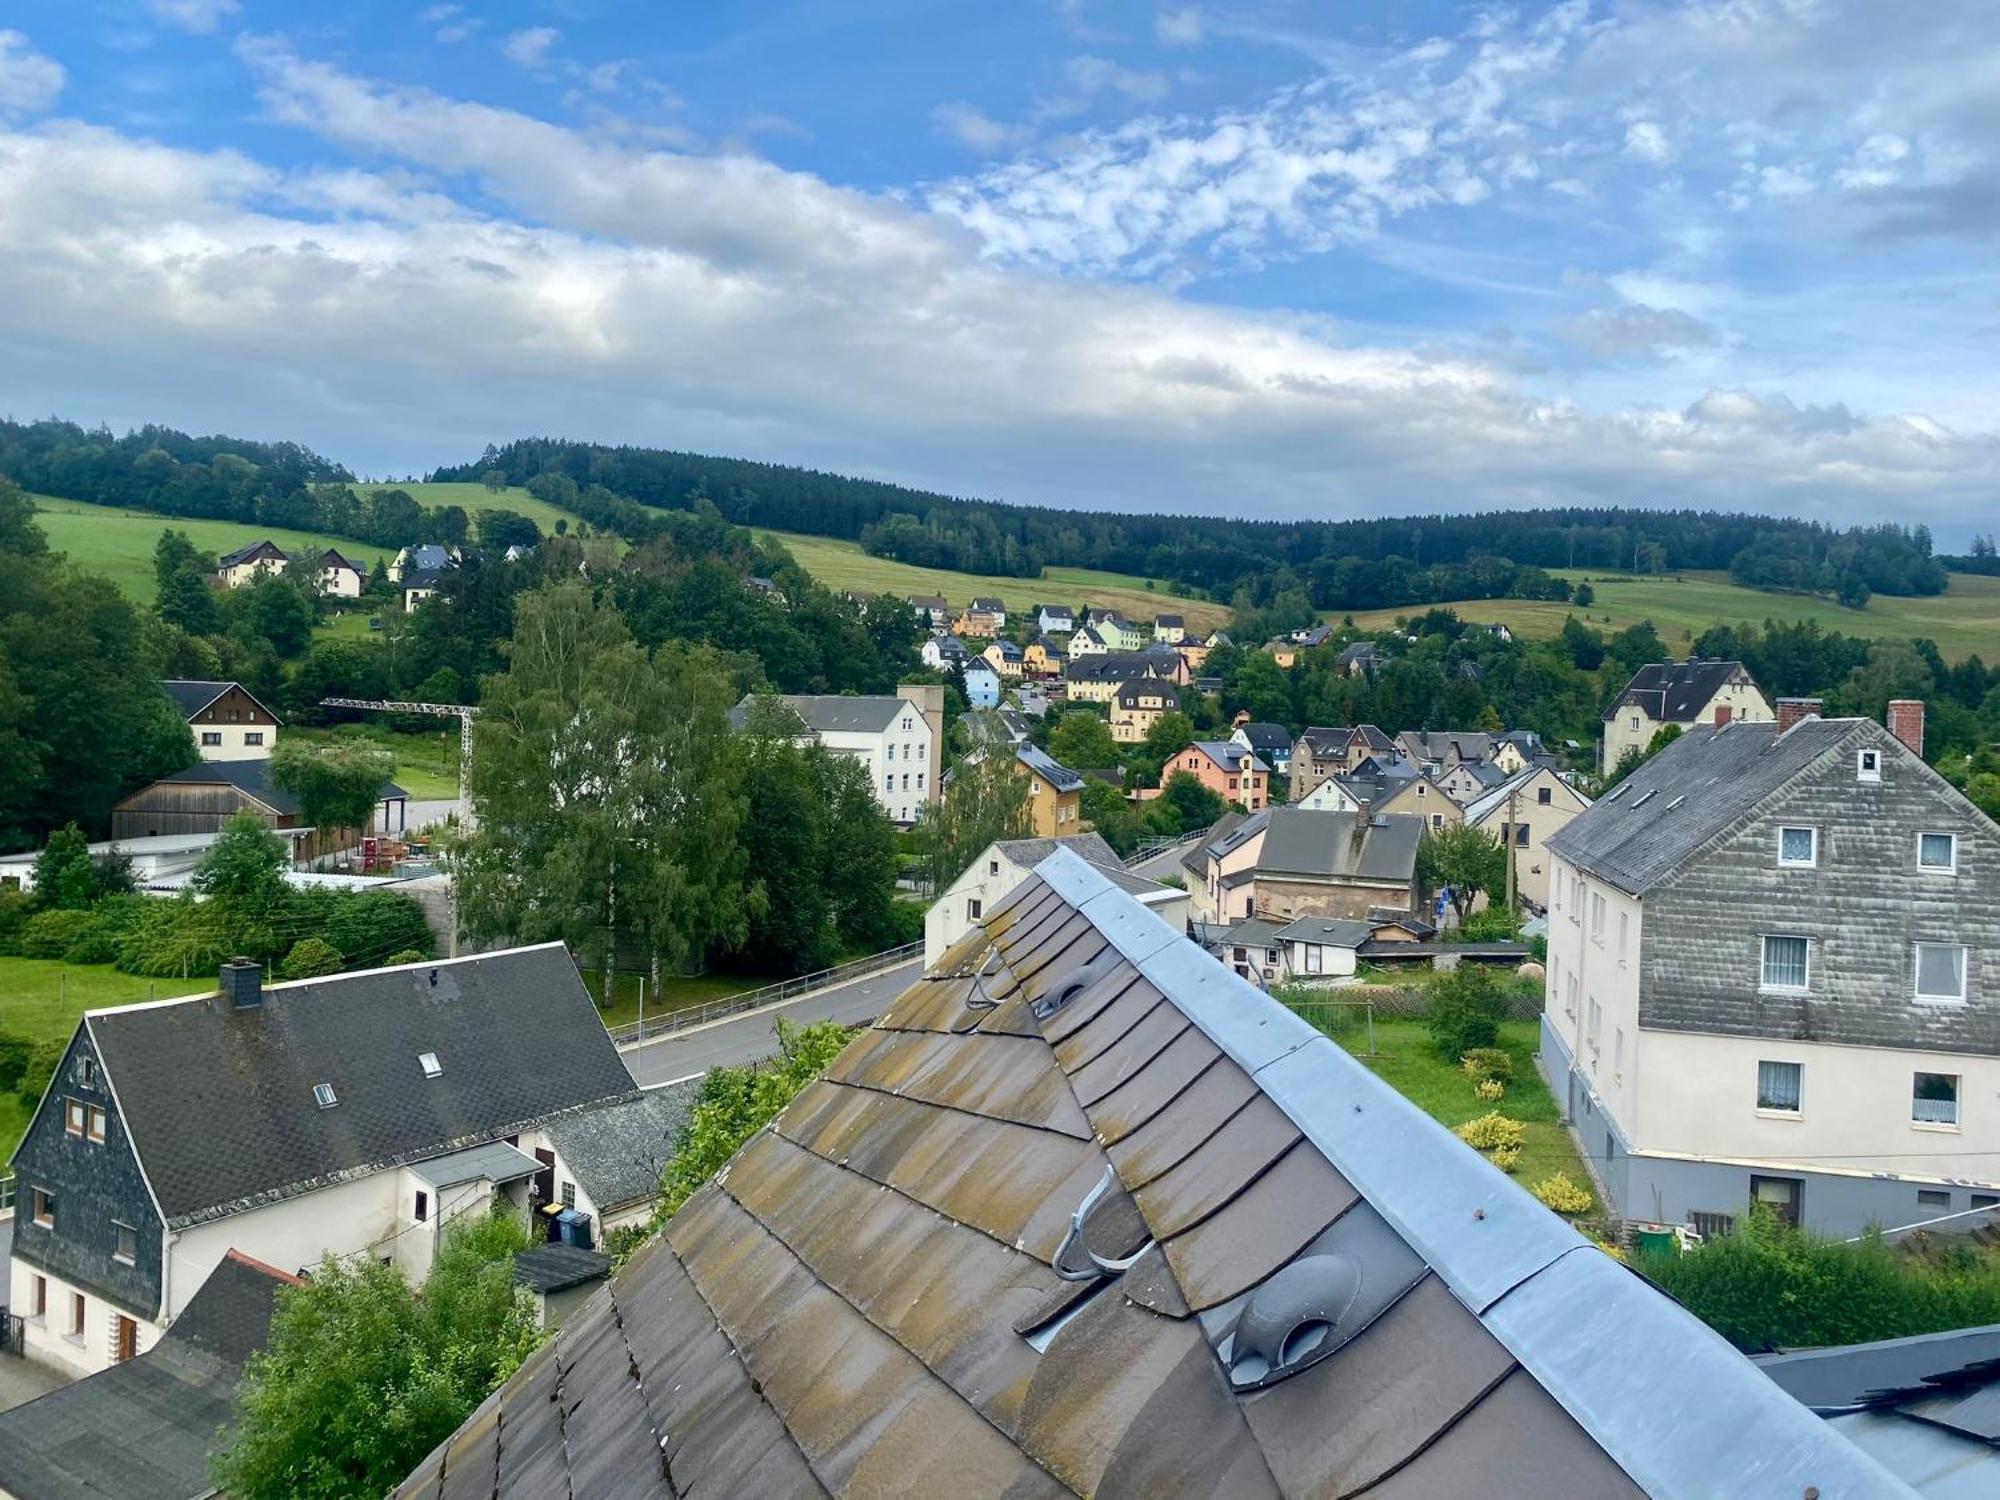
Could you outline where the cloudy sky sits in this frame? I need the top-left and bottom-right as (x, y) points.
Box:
(3, 1), (1998, 537)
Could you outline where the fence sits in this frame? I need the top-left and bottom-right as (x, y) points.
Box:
(607, 942), (924, 1047)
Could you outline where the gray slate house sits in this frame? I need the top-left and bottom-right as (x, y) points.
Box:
(1230, 720), (1293, 776)
(8, 945), (644, 1379)
(1184, 806), (1422, 925)
(396, 847), (1903, 1499)
(1542, 700), (2000, 1238)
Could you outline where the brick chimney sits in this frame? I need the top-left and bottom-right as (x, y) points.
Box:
(1888, 699), (1925, 758)
(1774, 697), (1823, 734)
(219, 957), (263, 1010)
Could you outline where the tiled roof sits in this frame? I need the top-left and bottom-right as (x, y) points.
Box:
(1603, 659), (1754, 723)
(1248, 807), (1421, 884)
(1546, 717), (1870, 895)
(1017, 744), (1084, 792)
(398, 850), (1899, 1500)
(1234, 722), (1293, 753)
(1115, 678), (1180, 708)
(1190, 741), (1266, 775)
(514, 1244), (614, 1295)
(218, 540), (286, 568)
(732, 693), (916, 735)
(86, 945), (638, 1227)
(542, 1084), (700, 1218)
(1272, 915), (1372, 947)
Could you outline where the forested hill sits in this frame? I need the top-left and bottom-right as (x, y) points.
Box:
(442, 436), (1949, 609)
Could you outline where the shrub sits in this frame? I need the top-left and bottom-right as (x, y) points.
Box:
(1489, 1145), (1521, 1173)
(115, 895), (234, 978)
(1458, 906), (1522, 942)
(1475, 1078), (1506, 1102)
(0, 889), (30, 955)
(280, 938), (345, 981)
(1459, 1047), (1513, 1084)
(1426, 963), (1508, 1060)
(1453, 1111), (1525, 1152)
(0, 1034), (36, 1094)
(18, 1038), (67, 1108)
(1531, 1172), (1595, 1215)
(20, 909), (107, 961)
(384, 949), (426, 967)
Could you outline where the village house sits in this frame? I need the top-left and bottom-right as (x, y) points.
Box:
(7, 946), (654, 1379)
(919, 632), (969, 671)
(1021, 638), (1065, 677)
(111, 759), (407, 862)
(1170, 740), (1270, 810)
(1290, 724), (1397, 799)
(1230, 720), (1293, 777)
(317, 547), (367, 598)
(921, 831), (1184, 961)
(215, 540), (287, 588)
(1012, 743), (1084, 838)
(962, 658), (1001, 708)
(1066, 624), (1107, 656)
(1336, 639), (1384, 676)
(1599, 657), (1774, 775)
(1368, 766), (1463, 832)
(1085, 608), (1149, 651)
(1398, 730), (1496, 769)
(162, 679), (281, 763)
(908, 593), (950, 628)
(969, 596), (1006, 629)
(1152, 613), (1184, 644)
(1183, 805), (1422, 925)
(1063, 651), (1182, 705)
(729, 690), (940, 825)
(1460, 763), (1593, 911)
(951, 606), (999, 639)
(1263, 636), (1299, 668)
(1034, 603), (1074, 634)
(387, 542), (455, 583)
(1543, 699), (2000, 1238)
(982, 638), (1025, 678)
(402, 565), (446, 612)
(1275, 914), (1374, 983)
(398, 846), (1897, 1500)
(1109, 677), (1182, 743)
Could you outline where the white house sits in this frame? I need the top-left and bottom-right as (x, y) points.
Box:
(1460, 763), (1593, 911)
(920, 634), (969, 671)
(389, 543), (456, 583)
(1274, 915), (1370, 983)
(161, 679), (281, 762)
(8, 946), (658, 1378)
(730, 692), (938, 825)
(1035, 604), (1075, 635)
(1599, 658), (1774, 776)
(318, 548), (367, 598)
(924, 832), (1188, 964)
(216, 540), (287, 588)
(1542, 700), (2000, 1238)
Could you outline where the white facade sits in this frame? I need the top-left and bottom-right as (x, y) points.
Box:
(815, 699), (935, 826)
(319, 561), (365, 597)
(1601, 674), (1773, 775)
(1283, 938), (1359, 982)
(1296, 777), (1362, 813)
(219, 550), (287, 588)
(11, 1259), (165, 1380)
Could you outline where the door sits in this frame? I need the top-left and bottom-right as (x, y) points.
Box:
(114, 1315), (137, 1364)
(1750, 1174), (1802, 1229)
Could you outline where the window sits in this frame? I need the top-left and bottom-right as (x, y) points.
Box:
(87, 1106), (105, 1143)
(417, 1052), (442, 1079)
(1918, 832), (1957, 873)
(313, 1082), (338, 1109)
(1590, 892), (1605, 942)
(200, 731), (222, 746)
(1914, 1072), (1960, 1127)
(69, 1293), (84, 1338)
(1915, 943), (1968, 1003)
(883, 774), (894, 792)
(1514, 825), (1529, 847)
(1974, 1194), (2000, 1210)
(1304, 945), (1322, 974)
(1756, 1061), (1801, 1113)
(988, 859), (999, 876)
(1777, 827), (1817, 867)
(245, 732), (264, 747)
(32, 1187), (54, 1228)
(916, 773), (925, 790)
(1761, 935), (1810, 992)
(1858, 748), (1881, 782)
(1613, 1028), (1624, 1075)
(966, 898), (982, 921)
(30, 1275), (45, 1319)
(77, 1057), (94, 1087)
(65, 1099), (85, 1137)
(1617, 911), (1629, 963)
(1918, 1189), (1951, 1210)
(113, 1221), (137, 1264)
(414, 1190), (429, 1222)
(1538, 785), (1553, 805)
(561, 1182), (577, 1209)
(1587, 998), (1602, 1053)
(1430, 814), (1443, 830)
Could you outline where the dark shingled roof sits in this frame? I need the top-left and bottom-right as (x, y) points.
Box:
(541, 1082), (701, 1218)
(1603, 658), (1755, 723)
(146, 758), (406, 817)
(159, 678), (283, 725)
(217, 539), (286, 569)
(397, 850), (1899, 1499)
(514, 1243), (614, 1295)
(1016, 744), (1084, 792)
(1234, 722), (1293, 755)
(0, 1251), (295, 1500)
(1255, 807), (1423, 884)
(87, 945), (638, 1228)
(1545, 717), (1870, 895)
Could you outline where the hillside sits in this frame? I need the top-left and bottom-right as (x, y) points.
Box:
(1339, 568), (2000, 663)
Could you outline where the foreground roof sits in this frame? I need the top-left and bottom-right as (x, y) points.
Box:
(398, 850), (1897, 1500)
(0, 1251), (294, 1500)
(82, 945), (637, 1227)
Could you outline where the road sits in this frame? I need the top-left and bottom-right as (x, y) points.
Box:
(622, 959), (922, 1085)
(1127, 834), (1204, 885)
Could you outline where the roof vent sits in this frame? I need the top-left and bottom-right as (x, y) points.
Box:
(1219, 1251), (1362, 1391)
(1630, 789), (1656, 808)
(418, 1052), (442, 1079)
(1031, 949), (1122, 1022)
(1606, 783), (1631, 802)
(312, 1082), (338, 1109)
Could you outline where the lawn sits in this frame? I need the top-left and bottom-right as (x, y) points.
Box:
(1338, 567), (2000, 663)
(287, 724), (462, 800)
(0, 957), (199, 1047)
(574, 970), (767, 1032)
(29, 495), (397, 604)
(755, 528), (1231, 632)
(1289, 1009), (1598, 1214)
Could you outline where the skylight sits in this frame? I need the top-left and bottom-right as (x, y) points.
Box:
(313, 1082), (338, 1109)
(418, 1052), (442, 1079)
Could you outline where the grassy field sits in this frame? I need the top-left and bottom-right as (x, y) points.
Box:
(288, 724), (462, 799)
(756, 528), (1231, 631)
(0, 958), (200, 1046)
(355, 480), (585, 537)
(29, 495), (396, 604)
(1340, 567), (2000, 663)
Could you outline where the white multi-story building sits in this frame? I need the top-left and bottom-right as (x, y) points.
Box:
(730, 692), (938, 825)
(161, 680), (281, 762)
(1598, 658), (1773, 776)
(1543, 699), (2000, 1237)
(922, 832), (1185, 964)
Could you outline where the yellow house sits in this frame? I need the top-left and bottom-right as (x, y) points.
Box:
(982, 639), (1025, 677)
(1013, 745), (1083, 836)
(1264, 638), (1298, 669)
(1023, 640), (1065, 678)
(1110, 678), (1182, 744)
(952, 609), (999, 640)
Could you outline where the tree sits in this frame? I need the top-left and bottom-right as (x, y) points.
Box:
(269, 739), (394, 851)
(1416, 823), (1506, 926)
(1048, 709), (1118, 769)
(214, 1212), (541, 1500)
(451, 584), (748, 987)
(915, 750), (1031, 893)
(233, 576), (317, 657)
(280, 937), (345, 980)
(154, 529), (218, 635)
(31, 824), (97, 910)
(1425, 961), (1510, 1060)
(1146, 770), (1226, 834)
(1604, 722), (1681, 788)
(191, 812), (289, 904)
(480, 469), (507, 494)
(1080, 777), (1140, 854)
(1136, 709), (1197, 779)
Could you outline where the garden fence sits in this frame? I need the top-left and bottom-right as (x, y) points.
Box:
(607, 942), (923, 1047)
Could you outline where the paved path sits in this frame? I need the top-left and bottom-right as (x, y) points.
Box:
(623, 959), (922, 1086)
(1127, 836), (1203, 885)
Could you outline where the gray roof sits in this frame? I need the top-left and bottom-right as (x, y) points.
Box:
(398, 849), (1904, 1500)
(160, 678), (282, 724)
(1190, 740), (1266, 775)
(85, 945), (638, 1228)
(1114, 677), (1180, 708)
(0, 1251), (293, 1500)
(408, 1140), (542, 1189)
(995, 831), (1121, 871)
(514, 1243), (614, 1295)
(540, 1083), (700, 1217)
(1273, 915), (1373, 947)
(1199, 915), (1290, 951)
(1545, 717), (1869, 895)
(1400, 730), (1495, 765)
(400, 543), (453, 571)
(1605, 658), (1754, 723)
(218, 539), (286, 568)
(1258, 806), (1423, 884)
(144, 758), (406, 817)
(402, 566), (447, 590)
(773, 694), (914, 735)
(1233, 722), (1292, 754)
(1016, 744), (1083, 792)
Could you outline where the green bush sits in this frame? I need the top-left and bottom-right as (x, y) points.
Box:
(0, 1034), (36, 1094)
(18, 1038), (67, 1108)
(20, 909), (107, 961)
(1643, 1206), (2000, 1351)
(1458, 906), (1523, 942)
(1459, 1047), (1514, 1084)
(115, 895), (234, 978)
(1425, 963), (1508, 1060)
(280, 938), (345, 981)
(0, 889), (30, 955)
(384, 949), (426, 967)
(1453, 1111), (1525, 1152)
(1474, 1078), (1506, 1102)
(1531, 1172), (1594, 1215)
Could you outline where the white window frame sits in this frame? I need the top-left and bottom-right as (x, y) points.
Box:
(1776, 826), (1817, 868)
(1857, 748), (1881, 782)
(1756, 1060), (1802, 1115)
(1913, 1071), (1961, 1128)
(1917, 832), (1958, 875)
(966, 898), (982, 922)
(1761, 934), (1811, 994)
(1914, 942), (1969, 1004)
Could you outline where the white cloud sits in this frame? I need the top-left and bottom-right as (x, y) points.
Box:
(1623, 121), (1673, 164)
(1562, 303), (1717, 359)
(1156, 7), (1203, 48)
(421, 4), (477, 44)
(145, 0), (240, 34)
(0, 44), (1985, 537)
(0, 32), (63, 119)
(933, 103), (1032, 154)
(501, 27), (560, 72)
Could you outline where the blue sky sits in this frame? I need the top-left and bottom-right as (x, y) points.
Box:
(2, 1), (1997, 536)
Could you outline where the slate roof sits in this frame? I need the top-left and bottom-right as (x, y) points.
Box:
(1234, 722), (1293, 755)
(84, 945), (638, 1228)
(1154, 614), (1183, 626)
(1297, 724), (1394, 759)
(402, 566), (447, 591)
(320, 547), (365, 576)
(515, 1244), (614, 1296)
(398, 848), (1901, 1500)
(1399, 730), (1495, 765)
(0, 1251), (295, 1500)
(1335, 640), (1379, 666)
(1190, 741), (1266, 776)
(1545, 717), (1871, 896)
(143, 758), (406, 816)
(996, 833), (1122, 870)
(1604, 658), (1754, 724)
(159, 679), (283, 725)
(1017, 744), (1084, 793)
(408, 1140), (542, 1189)
(1273, 915), (1372, 948)
(734, 694), (915, 736)
(1115, 678), (1180, 709)
(1067, 653), (1173, 684)
(399, 543), (454, 572)
(218, 539), (286, 568)
(971, 596), (1005, 612)
(541, 1083), (701, 1218)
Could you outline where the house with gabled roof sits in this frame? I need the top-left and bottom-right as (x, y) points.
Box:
(1230, 720), (1293, 777)
(1600, 657), (1773, 775)
(1184, 805), (1422, 925)
(1110, 677), (1181, 744)
(1035, 603), (1075, 635)
(729, 691), (937, 824)
(7, 945), (648, 1378)
(317, 547), (367, 599)
(1460, 763), (1592, 910)
(1013, 743), (1084, 838)
(909, 593), (950, 627)
(110, 758), (407, 861)
(161, 679), (282, 763)
(923, 831), (1182, 962)
(1152, 613), (1184, 643)
(1170, 740), (1269, 811)
(216, 540), (287, 588)
(1290, 724), (1396, 800)
(397, 847), (1904, 1500)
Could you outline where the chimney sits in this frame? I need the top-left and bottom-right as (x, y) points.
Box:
(1888, 699), (1925, 758)
(219, 957), (263, 1010)
(1774, 697), (1823, 735)
(897, 682), (946, 807)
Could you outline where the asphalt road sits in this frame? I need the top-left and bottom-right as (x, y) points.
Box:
(1127, 835), (1203, 885)
(622, 959), (923, 1085)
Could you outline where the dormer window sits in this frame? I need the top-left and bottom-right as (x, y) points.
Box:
(1858, 748), (1881, 782)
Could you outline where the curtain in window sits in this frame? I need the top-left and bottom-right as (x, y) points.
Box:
(1757, 1061), (1800, 1111)
(1763, 936), (1808, 989)
(1916, 944), (1966, 1000)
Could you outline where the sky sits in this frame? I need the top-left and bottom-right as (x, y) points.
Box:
(2, 1), (1998, 539)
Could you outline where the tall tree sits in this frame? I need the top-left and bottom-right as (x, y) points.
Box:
(915, 750), (1031, 893)
(1416, 824), (1507, 926)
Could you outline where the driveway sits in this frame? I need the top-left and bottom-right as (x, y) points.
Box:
(623, 959), (921, 1086)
